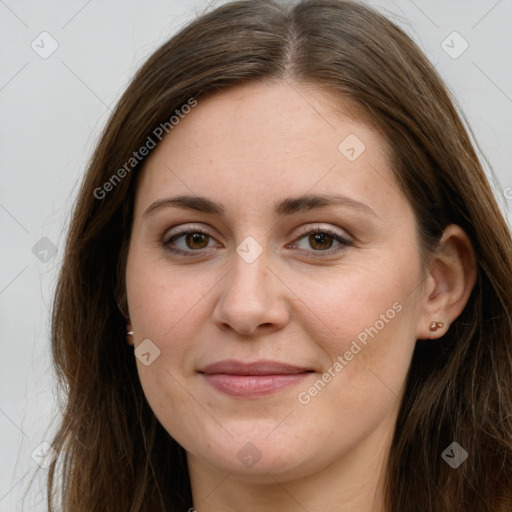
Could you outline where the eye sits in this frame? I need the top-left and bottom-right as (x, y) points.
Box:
(288, 225), (353, 255)
(162, 224), (353, 258)
(163, 225), (221, 256)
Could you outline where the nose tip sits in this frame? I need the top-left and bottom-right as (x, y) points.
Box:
(218, 319), (276, 337)
(214, 293), (285, 336)
(211, 258), (290, 337)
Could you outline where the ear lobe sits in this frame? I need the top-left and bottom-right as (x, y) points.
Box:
(126, 322), (134, 346)
(416, 224), (477, 340)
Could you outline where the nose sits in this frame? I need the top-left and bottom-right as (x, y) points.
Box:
(211, 250), (290, 337)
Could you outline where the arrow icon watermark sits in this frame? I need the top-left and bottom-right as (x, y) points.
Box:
(134, 339), (161, 366)
(236, 236), (263, 263)
(338, 134), (366, 161)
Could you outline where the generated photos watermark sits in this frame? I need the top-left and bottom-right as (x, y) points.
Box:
(297, 301), (403, 405)
(93, 97), (198, 200)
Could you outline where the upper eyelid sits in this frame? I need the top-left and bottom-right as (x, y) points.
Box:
(164, 223), (215, 238)
(164, 223), (350, 241)
(293, 224), (351, 238)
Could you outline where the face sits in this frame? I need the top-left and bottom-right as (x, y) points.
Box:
(125, 80), (426, 484)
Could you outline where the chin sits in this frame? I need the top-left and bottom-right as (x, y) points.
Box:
(186, 432), (333, 484)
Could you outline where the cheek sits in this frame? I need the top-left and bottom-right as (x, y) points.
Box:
(125, 250), (213, 413)
(125, 255), (206, 421)
(126, 247), (216, 344)
(302, 253), (417, 339)
(290, 278), (417, 460)
(294, 251), (420, 398)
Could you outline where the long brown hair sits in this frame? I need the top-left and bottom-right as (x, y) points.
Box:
(45, 1), (512, 510)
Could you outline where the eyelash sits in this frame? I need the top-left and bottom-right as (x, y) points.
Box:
(162, 224), (353, 257)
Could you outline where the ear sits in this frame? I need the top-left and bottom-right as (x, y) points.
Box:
(416, 224), (477, 340)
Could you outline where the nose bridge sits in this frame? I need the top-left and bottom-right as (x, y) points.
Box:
(225, 244), (270, 303)
(212, 240), (288, 334)
(225, 230), (270, 292)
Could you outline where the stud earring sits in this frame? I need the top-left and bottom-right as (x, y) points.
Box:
(126, 329), (134, 346)
(430, 321), (444, 332)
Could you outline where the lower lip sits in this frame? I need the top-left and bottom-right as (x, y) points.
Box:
(202, 373), (312, 398)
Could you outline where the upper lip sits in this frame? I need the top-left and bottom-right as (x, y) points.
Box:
(199, 359), (313, 376)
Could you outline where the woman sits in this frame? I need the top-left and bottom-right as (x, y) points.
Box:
(46, 0), (512, 510)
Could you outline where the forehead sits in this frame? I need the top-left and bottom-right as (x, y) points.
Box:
(135, 80), (403, 221)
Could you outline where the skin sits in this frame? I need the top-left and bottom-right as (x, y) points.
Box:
(125, 80), (476, 512)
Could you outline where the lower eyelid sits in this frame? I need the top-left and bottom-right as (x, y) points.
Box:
(287, 238), (352, 255)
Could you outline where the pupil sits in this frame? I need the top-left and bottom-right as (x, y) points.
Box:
(310, 233), (332, 250)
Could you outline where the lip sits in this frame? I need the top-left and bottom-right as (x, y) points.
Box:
(199, 359), (314, 398)
(200, 359), (312, 375)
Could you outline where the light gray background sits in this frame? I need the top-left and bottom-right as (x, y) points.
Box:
(1, 0), (511, 510)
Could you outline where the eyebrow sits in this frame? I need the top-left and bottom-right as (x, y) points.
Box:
(142, 193), (377, 218)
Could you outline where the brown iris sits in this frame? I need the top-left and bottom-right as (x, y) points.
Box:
(308, 232), (334, 251)
(185, 233), (210, 249)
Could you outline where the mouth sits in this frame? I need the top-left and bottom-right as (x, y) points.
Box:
(198, 359), (315, 398)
